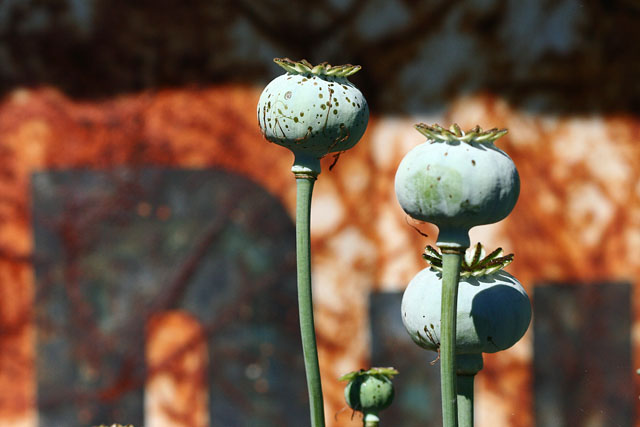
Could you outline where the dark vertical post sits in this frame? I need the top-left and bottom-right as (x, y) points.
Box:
(534, 282), (632, 427)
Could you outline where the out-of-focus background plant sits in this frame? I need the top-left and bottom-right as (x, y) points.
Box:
(0, 1), (638, 426)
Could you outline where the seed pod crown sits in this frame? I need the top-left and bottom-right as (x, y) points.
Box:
(423, 243), (514, 278)
(274, 58), (362, 77)
(414, 123), (508, 145)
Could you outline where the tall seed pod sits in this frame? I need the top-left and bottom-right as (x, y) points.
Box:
(257, 58), (369, 427)
(394, 124), (521, 427)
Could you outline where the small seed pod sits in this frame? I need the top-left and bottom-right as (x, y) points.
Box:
(340, 367), (398, 420)
(257, 58), (369, 174)
(395, 124), (519, 249)
(402, 244), (531, 354)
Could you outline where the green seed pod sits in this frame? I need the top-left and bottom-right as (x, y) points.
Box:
(395, 124), (519, 249)
(340, 367), (398, 416)
(402, 244), (531, 354)
(257, 58), (369, 174)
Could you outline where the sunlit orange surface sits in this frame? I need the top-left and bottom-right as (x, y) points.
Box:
(1, 86), (639, 426)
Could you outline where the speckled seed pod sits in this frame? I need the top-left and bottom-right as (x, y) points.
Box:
(395, 124), (520, 248)
(257, 58), (369, 173)
(401, 244), (531, 354)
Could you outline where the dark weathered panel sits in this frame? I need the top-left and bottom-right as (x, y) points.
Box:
(534, 283), (632, 427)
(32, 168), (306, 426)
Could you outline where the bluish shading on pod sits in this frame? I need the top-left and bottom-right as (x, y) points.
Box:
(402, 265), (531, 354)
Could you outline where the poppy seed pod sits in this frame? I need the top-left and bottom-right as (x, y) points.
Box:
(395, 124), (520, 249)
(401, 244), (531, 354)
(257, 58), (369, 174)
(340, 368), (398, 417)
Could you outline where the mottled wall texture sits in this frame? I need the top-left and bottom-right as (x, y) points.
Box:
(0, 1), (638, 426)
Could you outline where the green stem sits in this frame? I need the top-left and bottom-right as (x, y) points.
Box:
(364, 413), (380, 427)
(295, 174), (325, 427)
(456, 353), (483, 427)
(440, 250), (463, 427)
(456, 375), (474, 427)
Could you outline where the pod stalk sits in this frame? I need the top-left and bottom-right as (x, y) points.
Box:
(439, 248), (465, 427)
(456, 353), (483, 427)
(295, 175), (325, 427)
(364, 413), (380, 427)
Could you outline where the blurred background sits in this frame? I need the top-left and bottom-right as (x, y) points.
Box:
(0, 0), (638, 426)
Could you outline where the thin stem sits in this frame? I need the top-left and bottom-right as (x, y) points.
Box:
(440, 250), (463, 427)
(456, 353), (483, 427)
(457, 375), (474, 427)
(364, 413), (380, 427)
(295, 174), (325, 427)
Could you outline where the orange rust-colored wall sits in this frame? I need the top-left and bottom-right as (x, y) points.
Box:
(146, 311), (208, 427)
(0, 86), (639, 426)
